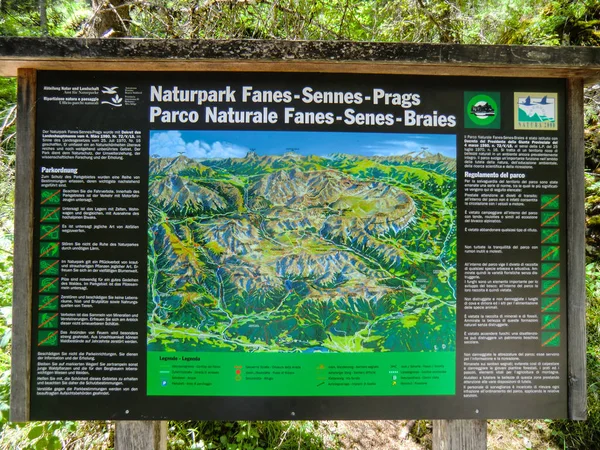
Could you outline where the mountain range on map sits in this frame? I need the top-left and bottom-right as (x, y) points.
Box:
(147, 149), (457, 354)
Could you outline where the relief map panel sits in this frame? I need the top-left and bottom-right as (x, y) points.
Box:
(146, 131), (457, 396)
(29, 71), (567, 419)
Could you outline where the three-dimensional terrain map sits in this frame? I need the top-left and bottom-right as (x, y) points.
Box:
(147, 131), (456, 354)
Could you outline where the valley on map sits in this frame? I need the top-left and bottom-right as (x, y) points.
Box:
(147, 132), (456, 354)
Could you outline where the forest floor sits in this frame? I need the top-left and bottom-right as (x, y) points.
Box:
(315, 419), (560, 450)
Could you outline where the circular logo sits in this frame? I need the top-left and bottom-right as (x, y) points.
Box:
(467, 94), (498, 126)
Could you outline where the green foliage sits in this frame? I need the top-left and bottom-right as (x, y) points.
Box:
(0, 82), (15, 444)
(536, 0), (600, 46)
(584, 86), (600, 175)
(45, 0), (90, 37)
(123, 0), (455, 42)
(547, 261), (600, 448)
(76, 0), (586, 45)
(1, 0), (597, 46)
(0, 78), (16, 210)
(0, 0), (42, 37)
(586, 173), (600, 258)
(0, 0), (89, 37)
(127, 0), (365, 40)
(167, 420), (332, 450)
(0, 78), (15, 111)
(496, 0), (600, 46)
(0, 419), (112, 450)
(0, 215), (12, 435)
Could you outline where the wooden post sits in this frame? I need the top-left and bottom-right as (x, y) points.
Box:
(10, 68), (37, 423)
(566, 77), (587, 420)
(114, 421), (168, 450)
(432, 420), (487, 450)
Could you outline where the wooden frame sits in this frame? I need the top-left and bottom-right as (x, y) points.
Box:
(566, 78), (587, 420)
(10, 68), (36, 423)
(5, 39), (594, 424)
(0, 38), (600, 82)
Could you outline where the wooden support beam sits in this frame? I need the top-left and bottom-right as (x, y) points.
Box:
(432, 420), (487, 450)
(1, 38), (600, 82)
(114, 421), (168, 450)
(10, 68), (37, 423)
(566, 77), (587, 420)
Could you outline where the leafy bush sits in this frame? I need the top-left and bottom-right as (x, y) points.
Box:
(167, 421), (330, 450)
(548, 262), (600, 448)
(0, 0), (89, 37)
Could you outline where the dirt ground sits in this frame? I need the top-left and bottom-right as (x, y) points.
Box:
(320, 420), (430, 450)
(315, 419), (559, 450)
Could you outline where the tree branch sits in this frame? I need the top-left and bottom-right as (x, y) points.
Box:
(338, 0), (350, 40)
(415, 0), (454, 43)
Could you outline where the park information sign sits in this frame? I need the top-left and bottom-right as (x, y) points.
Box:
(29, 70), (567, 420)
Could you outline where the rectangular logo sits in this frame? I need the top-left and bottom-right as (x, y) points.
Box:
(514, 93), (558, 130)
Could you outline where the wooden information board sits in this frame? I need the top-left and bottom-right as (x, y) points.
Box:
(2, 38), (593, 422)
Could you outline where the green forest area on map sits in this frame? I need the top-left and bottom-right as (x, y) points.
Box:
(147, 145), (457, 354)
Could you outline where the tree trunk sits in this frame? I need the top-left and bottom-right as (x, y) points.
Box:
(87, 0), (132, 37)
(39, 0), (47, 35)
